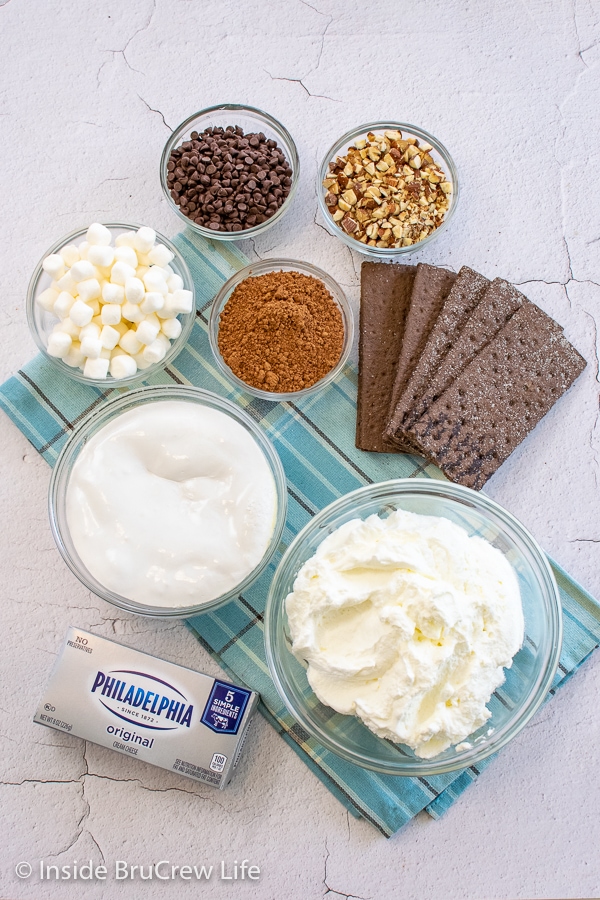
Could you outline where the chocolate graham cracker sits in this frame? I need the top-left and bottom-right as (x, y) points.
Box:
(385, 264), (457, 450)
(384, 267), (490, 448)
(386, 277), (531, 449)
(356, 262), (416, 452)
(406, 302), (586, 489)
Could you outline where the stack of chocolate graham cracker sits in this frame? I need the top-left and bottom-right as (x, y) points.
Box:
(356, 262), (586, 490)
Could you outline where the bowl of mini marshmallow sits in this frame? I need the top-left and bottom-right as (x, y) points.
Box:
(26, 222), (196, 385)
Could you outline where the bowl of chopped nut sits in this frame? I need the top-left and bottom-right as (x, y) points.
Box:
(317, 122), (459, 256)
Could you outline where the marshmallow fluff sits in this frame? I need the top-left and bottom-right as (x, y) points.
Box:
(66, 401), (278, 607)
(286, 510), (524, 759)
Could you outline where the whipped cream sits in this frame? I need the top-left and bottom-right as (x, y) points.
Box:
(66, 400), (277, 607)
(286, 509), (524, 758)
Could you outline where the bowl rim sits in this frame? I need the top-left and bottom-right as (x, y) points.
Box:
(159, 103), (300, 241)
(26, 222), (196, 387)
(208, 257), (354, 401)
(316, 120), (459, 258)
(264, 478), (563, 776)
(48, 383), (288, 619)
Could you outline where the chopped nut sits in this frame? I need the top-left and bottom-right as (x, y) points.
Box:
(324, 129), (451, 249)
(341, 188), (358, 206)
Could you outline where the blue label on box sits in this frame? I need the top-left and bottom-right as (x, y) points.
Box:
(201, 681), (251, 735)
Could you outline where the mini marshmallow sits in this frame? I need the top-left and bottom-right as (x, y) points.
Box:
(114, 321), (129, 337)
(115, 232), (137, 248)
(77, 278), (101, 302)
(53, 291), (76, 319)
(133, 351), (153, 370)
(88, 299), (101, 317)
(80, 335), (103, 359)
(125, 277), (145, 304)
(42, 254), (65, 280)
(101, 282), (125, 305)
(114, 245), (139, 268)
(63, 341), (85, 368)
(111, 261), (136, 286)
(135, 317), (160, 346)
(87, 244), (115, 268)
(162, 264), (174, 277)
(136, 266), (149, 280)
(169, 289), (194, 315)
(143, 268), (168, 295)
(101, 304), (122, 326)
(122, 301), (145, 323)
(133, 226), (156, 254)
(70, 260), (97, 283)
(135, 252), (151, 267)
(161, 317), (182, 340)
(79, 322), (101, 341)
(119, 329), (143, 355)
(140, 291), (165, 314)
(55, 272), (79, 295)
(100, 348), (112, 360)
(86, 223), (112, 246)
(59, 244), (80, 267)
(83, 357), (110, 379)
(148, 244), (175, 267)
(142, 336), (169, 364)
(78, 241), (90, 259)
(47, 332), (73, 358)
(110, 353), (137, 379)
(37, 287), (58, 312)
(167, 273), (184, 293)
(55, 317), (81, 338)
(100, 325), (121, 350)
(69, 299), (94, 327)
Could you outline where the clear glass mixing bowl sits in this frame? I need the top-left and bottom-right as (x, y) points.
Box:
(317, 121), (459, 258)
(160, 104), (299, 241)
(265, 479), (562, 776)
(26, 223), (195, 387)
(208, 258), (353, 401)
(49, 385), (287, 618)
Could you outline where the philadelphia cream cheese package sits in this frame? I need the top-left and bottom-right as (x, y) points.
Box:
(33, 627), (259, 789)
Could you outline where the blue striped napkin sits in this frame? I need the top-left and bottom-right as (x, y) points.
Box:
(2, 230), (599, 836)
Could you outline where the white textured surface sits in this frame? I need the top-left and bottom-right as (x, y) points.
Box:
(1, 1), (599, 898)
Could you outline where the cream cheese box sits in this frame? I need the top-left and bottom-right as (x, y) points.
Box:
(34, 627), (259, 789)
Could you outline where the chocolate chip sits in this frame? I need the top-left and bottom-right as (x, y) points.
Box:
(167, 124), (293, 232)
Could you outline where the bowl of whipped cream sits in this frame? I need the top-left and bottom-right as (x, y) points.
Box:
(49, 385), (287, 617)
(264, 479), (562, 776)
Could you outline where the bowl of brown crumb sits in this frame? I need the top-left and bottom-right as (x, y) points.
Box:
(208, 259), (353, 401)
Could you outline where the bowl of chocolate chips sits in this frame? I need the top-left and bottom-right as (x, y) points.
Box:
(161, 104), (299, 240)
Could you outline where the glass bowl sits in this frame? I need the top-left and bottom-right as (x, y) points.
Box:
(317, 121), (459, 258)
(208, 259), (353, 402)
(265, 479), (562, 776)
(160, 104), (300, 241)
(26, 223), (195, 387)
(49, 385), (287, 619)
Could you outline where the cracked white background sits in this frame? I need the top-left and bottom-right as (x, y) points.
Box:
(1, 0), (599, 898)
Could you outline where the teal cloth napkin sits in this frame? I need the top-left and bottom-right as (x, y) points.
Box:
(2, 230), (599, 837)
